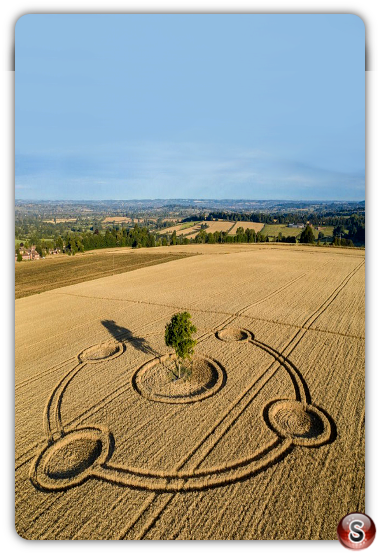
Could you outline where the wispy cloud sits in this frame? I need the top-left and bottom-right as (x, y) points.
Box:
(15, 141), (365, 200)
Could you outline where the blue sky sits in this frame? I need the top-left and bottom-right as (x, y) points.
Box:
(15, 14), (365, 201)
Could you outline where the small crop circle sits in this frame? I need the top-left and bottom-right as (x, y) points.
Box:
(216, 328), (252, 342)
(78, 340), (124, 363)
(265, 399), (332, 446)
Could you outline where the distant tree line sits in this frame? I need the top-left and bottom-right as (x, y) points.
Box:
(16, 217), (364, 258)
(191, 210), (365, 231)
(192, 227), (298, 245)
(63, 225), (157, 254)
(332, 214), (365, 245)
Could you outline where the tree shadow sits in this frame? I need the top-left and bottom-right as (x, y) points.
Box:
(101, 319), (159, 356)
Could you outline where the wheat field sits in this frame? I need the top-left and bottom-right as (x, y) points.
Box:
(15, 243), (365, 540)
(229, 221), (265, 234)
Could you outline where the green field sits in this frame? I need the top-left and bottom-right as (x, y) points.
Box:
(261, 224), (335, 241)
(180, 221), (200, 230)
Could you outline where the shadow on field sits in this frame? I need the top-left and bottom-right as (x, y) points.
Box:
(101, 319), (159, 356)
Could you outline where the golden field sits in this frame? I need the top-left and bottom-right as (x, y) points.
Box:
(15, 244), (365, 539)
(158, 220), (236, 237)
(229, 221), (265, 234)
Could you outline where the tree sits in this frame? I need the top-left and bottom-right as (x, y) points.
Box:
(333, 224), (344, 237)
(165, 312), (197, 379)
(300, 225), (315, 244)
(17, 252), (22, 262)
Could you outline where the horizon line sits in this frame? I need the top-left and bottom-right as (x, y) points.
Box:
(15, 198), (365, 203)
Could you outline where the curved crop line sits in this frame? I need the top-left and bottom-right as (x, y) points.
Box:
(101, 437), (281, 481)
(160, 259), (349, 474)
(92, 438), (292, 493)
(32, 328), (299, 497)
(43, 362), (85, 441)
(132, 354), (227, 404)
(252, 339), (309, 404)
(15, 355), (78, 391)
(91, 264), (354, 529)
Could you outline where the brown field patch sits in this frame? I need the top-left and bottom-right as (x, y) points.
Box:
(43, 218), (77, 224)
(102, 216), (132, 223)
(15, 249), (195, 299)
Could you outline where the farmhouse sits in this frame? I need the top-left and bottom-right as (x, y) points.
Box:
(16, 246), (40, 261)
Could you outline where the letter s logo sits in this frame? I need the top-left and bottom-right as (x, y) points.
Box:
(349, 520), (365, 543)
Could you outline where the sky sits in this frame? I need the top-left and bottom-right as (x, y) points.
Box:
(15, 14), (365, 201)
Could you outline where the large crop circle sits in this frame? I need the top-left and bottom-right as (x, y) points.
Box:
(132, 354), (226, 403)
(30, 427), (112, 491)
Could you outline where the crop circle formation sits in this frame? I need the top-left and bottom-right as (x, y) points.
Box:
(30, 331), (334, 493)
(132, 354), (226, 403)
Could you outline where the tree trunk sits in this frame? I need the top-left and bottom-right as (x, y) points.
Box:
(175, 358), (181, 379)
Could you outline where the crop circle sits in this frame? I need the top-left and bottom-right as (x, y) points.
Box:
(265, 399), (332, 446)
(216, 328), (252, 342)
(30, 427), (112, 491)
(44, 437), (103, 479)
(132, 354), (226, 403)
(78, 340), (124, 363)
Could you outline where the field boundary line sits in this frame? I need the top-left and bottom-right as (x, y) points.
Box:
(294, 260), (364, 332)
(178, 341), (304, 473)
(275, 260), (364, 367)
(117, 492), (157, 540)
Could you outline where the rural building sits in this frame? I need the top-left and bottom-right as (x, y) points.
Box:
(17, 246), (41, 261)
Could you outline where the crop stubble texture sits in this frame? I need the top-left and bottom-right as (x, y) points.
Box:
(15, 245), (364, 539)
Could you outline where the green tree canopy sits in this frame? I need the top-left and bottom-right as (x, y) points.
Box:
(300, 225), (315, 244)
(165, 312), (197, 377)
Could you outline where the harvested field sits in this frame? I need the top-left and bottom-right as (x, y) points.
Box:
(102, 216), (132, 223)
(157, 223), (202, 236)
(43, 218), (77, 224)
(15, 249), (195, 299)
(203, 220), (236, 234)
(228, 221), (265, 234)
(158, 220), (236, 237)
(15, 244), (365, 539)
